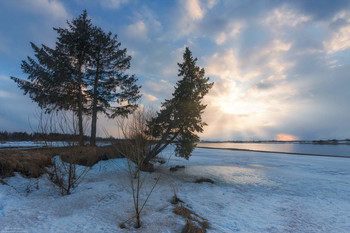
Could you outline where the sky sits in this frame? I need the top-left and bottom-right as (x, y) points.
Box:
(1, 0), (350, 141)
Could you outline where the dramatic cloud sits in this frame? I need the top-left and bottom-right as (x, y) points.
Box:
(1, 0), (350, 140)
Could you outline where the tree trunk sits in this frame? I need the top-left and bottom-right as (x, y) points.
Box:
(143, 125), (179, 166)
(90, 109), (97, 146)
(77, 108), (84, 146)
(77, 74), (84, 147)
(90, 63), (99, 146)
(136, 214), (141, 228)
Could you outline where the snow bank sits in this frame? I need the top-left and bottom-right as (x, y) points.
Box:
(1, 147), (350, 232)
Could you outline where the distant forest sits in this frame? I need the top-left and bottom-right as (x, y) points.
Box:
(0, 131), (111, 142)
(202, 139), (350, 145)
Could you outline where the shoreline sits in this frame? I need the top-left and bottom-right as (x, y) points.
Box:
(196, 146), (350, 158)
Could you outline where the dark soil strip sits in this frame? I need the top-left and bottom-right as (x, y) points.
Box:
(197, 146), (350, 158)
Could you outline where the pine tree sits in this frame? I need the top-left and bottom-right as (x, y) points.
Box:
(54, 10), (92, 146)
(87, 27), (141, 146)
(143, 47), (213, 166)
(11, 11), (92, 146)
(11, 11), (140, 146)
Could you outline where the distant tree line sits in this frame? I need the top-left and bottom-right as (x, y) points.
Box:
(203, 139), (350, 144)
(311, 139), (350, 144)
(0, 131), (111, 142)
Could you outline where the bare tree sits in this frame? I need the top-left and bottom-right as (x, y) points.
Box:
(36, 111), (90, 195)
(114, 108), (165, 228)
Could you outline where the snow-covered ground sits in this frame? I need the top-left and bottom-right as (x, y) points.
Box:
(0, 141), (111, 148)
(0, 141), (54, 148)
(1, 147), (350, 232)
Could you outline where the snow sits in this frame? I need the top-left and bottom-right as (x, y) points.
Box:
(0, 141), (111, 149)
(1, 147), (350, 232)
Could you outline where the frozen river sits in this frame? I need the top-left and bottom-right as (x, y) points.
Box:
(167, 147), (350, 232)
(197, 142), (350, 157)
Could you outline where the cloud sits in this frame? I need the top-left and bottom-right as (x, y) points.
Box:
(324, 11), (350, 53)
(1, 0), (350, 140)
(263, 5), (310, 30)
(124, 6), (162, 43)
(206, 0), (218, 9)
(291, 0), (350, 21)
(169, 0), (214, 39)
(0, 75), (10, 81)
(0, 0), (71, 57)
(119, 1), (350, 140)
(186, 0), (204, 20)
(204, 50), (242, 81)
(0, 90), (15, 99)
(275, 134), (299, 141)
(215, 22), (242, 45)
(143, 79), (174, 99)
(143, 93), (158, 102)
(16, 0), (69, 20)
(100, 0), (130, 9)
(126, 20), (148, 40)
(200, 35), (297, 140)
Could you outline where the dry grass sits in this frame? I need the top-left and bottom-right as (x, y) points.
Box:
(169, 165), (185, 172)
(170, 194), (184, 205)
(0, 150), (52, 178)
(182, 221), (206, 233)
(60, 145), (120, 167)
(174, 205), (209, 232)
(194, 177), (214, 184)
(0, 145), (121, 178)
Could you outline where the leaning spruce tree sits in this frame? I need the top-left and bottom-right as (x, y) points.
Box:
(12, 11), (140, 146)
(143, 47), (213, 166)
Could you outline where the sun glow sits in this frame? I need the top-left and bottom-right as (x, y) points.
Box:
(276, 134), (299, 141)
(210, 80), (265, 116)
(218, 98), (264, 115)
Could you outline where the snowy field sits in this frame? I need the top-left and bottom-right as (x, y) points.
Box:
(1, 147), (350, 232)
(0, 141), (56, 148)
(0, 141), (111, 149)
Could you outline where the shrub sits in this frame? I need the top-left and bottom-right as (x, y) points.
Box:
(173, 205), (209, 233)
(169, 165), (185, 172)
(171, 194), (184, 205)
(194, 177), (214, 184)
(182, 220), (206, 233)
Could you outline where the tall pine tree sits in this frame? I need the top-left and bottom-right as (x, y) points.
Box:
(12, 11), (91, 146)
(143, 47), (213, 165)
(54, 10), (92, 146)
(12, 11), (140, 146)
(87, 27), (140, 146)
